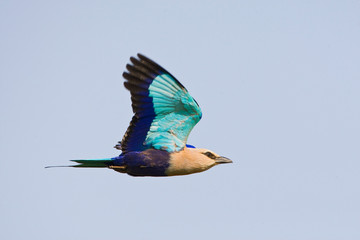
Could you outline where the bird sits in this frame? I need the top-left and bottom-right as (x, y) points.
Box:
(49, 54), (232, 176)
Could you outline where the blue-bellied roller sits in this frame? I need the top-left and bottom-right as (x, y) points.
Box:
(49, 54), (232, 176)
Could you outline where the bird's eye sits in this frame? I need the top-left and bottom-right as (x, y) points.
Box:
(203, 152), (216, 159)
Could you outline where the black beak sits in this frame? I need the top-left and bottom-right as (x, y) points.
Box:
(215, 156), (233, 164)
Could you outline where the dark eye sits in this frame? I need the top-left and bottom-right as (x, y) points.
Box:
(203, 152), (216, 159)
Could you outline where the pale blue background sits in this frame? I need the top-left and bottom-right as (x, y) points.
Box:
(1, 1), (359, 239)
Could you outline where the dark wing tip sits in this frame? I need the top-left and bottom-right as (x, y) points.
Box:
(130, 56), (139, 65)
(122, 71), (129, 79)
(134, 53), (186, 90)
(137, 53), (145, 58)
(137, 53), (155, 64)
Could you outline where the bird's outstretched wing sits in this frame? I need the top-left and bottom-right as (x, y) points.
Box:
(116, 54), (202, 153)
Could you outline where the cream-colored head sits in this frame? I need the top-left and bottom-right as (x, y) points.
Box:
(165, 147), (232, 176)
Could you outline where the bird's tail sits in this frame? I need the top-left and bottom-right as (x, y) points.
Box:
(46, 158), (114, 168)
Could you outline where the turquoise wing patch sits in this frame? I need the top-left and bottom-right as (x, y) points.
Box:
(146, 74), (201, 151)
(119, 54), (202, 153)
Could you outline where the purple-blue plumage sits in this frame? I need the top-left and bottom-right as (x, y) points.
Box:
(52, 54), (232, 177)
(112, 149), (170, 176)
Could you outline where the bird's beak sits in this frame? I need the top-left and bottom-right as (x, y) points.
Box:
(215, 156), (233, 164)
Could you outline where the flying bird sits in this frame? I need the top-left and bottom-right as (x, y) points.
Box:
(50, 54), (232, 176)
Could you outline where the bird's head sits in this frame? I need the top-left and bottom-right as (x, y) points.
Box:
(190, 148), (233, 165)
(166, 147), (232, 176)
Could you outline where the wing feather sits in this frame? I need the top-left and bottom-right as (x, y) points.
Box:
(118, 54), (202, 153)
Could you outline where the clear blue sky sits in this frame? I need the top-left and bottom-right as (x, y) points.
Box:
(1, 1), (359, 239)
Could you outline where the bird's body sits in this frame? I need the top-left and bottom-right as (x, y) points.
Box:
(107, 147), (219, 176)
(52, 54), (232, 177)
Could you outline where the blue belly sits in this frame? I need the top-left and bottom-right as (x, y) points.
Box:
(113, 149), (170, 176)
